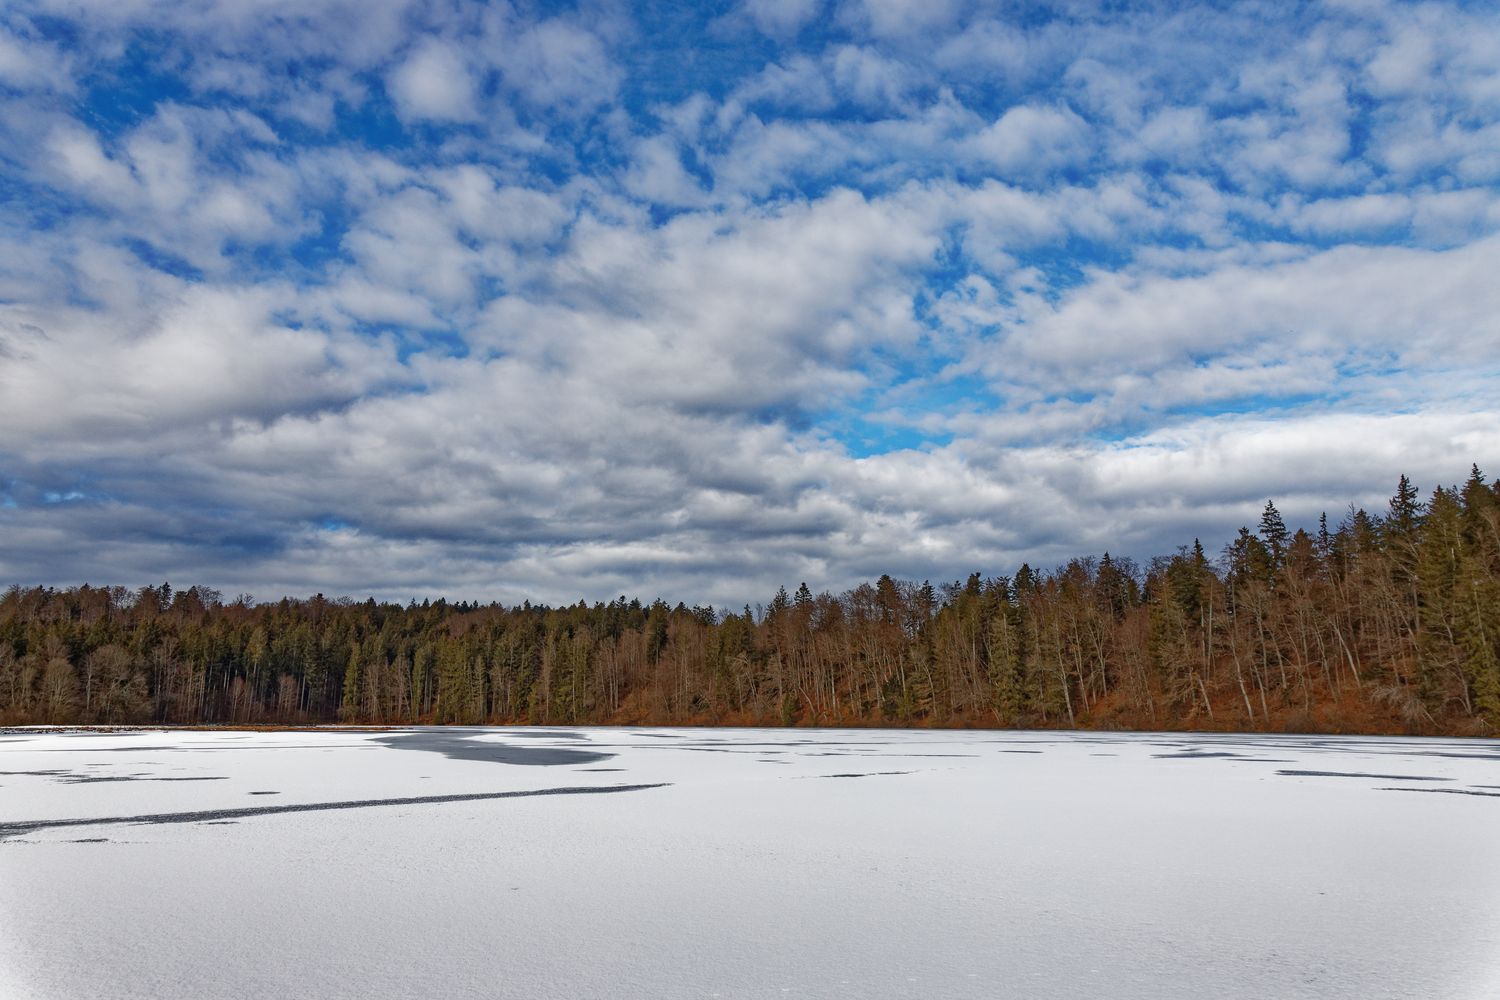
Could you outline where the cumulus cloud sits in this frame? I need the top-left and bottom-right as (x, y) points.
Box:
(388, 38), (481, 122)
(741, 0), (823, 40)
(840, 0), (960, 40)
(0, 23), (72, 92)
(621, 136), (708, 207)
(970, 104), (1091, 178)
(502, 19), (620, 112)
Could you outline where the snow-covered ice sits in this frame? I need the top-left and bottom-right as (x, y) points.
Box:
(2, 727), (1499, 999)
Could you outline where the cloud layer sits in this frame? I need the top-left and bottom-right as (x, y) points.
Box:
(2, 0), (1498, 606)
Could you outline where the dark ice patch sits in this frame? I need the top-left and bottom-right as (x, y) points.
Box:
(501, 730), (586, 740)
(376, 731), (614, 766)
(890, 753), (980, 758)
(1277, 770), (1451, 781)
(29, 744), (375, 753)
(1153, 751), (1241, 759)
(675, 746), (748, 753)
(1378, 787), (1500, 798)
(249, 791), (280, 795)
(58, 774), (230, 784)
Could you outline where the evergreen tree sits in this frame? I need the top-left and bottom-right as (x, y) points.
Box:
(1259, 501), (1289, 568)
(1388, 475), (1424, 537)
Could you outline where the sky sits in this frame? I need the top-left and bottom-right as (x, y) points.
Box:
(1, 0), (1498, 608)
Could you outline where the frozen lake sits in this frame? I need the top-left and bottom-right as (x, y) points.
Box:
(2, 727), (1499, 999)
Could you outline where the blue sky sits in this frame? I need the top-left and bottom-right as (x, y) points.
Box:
(1, 0), (1498, 606)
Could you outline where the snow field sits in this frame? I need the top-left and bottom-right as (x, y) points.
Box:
(2, 727), (1499, 999)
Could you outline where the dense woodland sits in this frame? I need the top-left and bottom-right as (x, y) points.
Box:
(3, 466), (1499, 735)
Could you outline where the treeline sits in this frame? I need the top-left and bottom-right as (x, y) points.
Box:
(2, 466), (1498, 735)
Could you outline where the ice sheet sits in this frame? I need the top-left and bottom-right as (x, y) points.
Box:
(3, 727), (1499, 999)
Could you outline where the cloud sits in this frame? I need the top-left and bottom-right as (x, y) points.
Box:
(969, 104), (1091, 178)
(829, 45), (914, 111)
(839, 0), (960, 40)
(992, 236), (1500, 383)
(1288, 192), (1412, 237)
(44, 123), (135, 196)
(0, 0), (1498, 604)
(0, 282), (394, 449)
(502, 20), (619, 112)
(1364, 19), (1439, 97)
(388, 38), (481, 123)
(621, 136), (708, 207)
(0, 23), (73, 92)
(1119, 106), (1210, 165)
(741, 0), (823, 40)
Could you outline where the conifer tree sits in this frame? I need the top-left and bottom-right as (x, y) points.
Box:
(1259, 501), (1289, 568)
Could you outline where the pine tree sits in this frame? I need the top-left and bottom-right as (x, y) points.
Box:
(1414, 487), (1463, 712)
(1388, 475), (1424, 537)
(1259, 501), (1289, 568)
(1457, 466), (1500, 718)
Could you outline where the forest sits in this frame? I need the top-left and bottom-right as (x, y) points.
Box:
(2, 466), (1497, 736)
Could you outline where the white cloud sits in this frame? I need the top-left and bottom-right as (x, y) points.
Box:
(970, 104), (1091, 178)
(30, 107), (307, 273)
(621, 136), (708, 207)
(1123, 106), (1210, 164)
(982, 236), (1500, 398)
(44, 124), (134, 198)
(840, 0), (960, 40)
(0, 24), (72, 92)
(0, 283), (393, 452)
(503, 20), (619, 112)
(829, 45), (912, 110)
(387, 38), (480, 123)
(741, 0), (822, 40)
(1288, 192), (1412, 236)
(723, 56), (836, 120)
(1365, 20), (1439, 97)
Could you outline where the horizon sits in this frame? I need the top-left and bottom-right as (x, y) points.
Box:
(1, 469), (1468, 613)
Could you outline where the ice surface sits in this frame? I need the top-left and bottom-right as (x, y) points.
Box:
(3, 727), (1499, 999)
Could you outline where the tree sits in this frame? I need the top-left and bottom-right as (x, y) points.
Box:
(85, 645), (148, 723)
(1388, 475), (1424, 538)
(40, 655), (80, 722)
(1259, 501), (1289, 569)
(340, 644), (362, 721)
(1, 461), (1496, 735)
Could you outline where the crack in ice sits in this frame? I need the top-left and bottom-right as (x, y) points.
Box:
(0, 783), (670, 840)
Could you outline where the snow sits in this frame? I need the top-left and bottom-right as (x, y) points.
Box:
(2, 727), (1499, 999)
